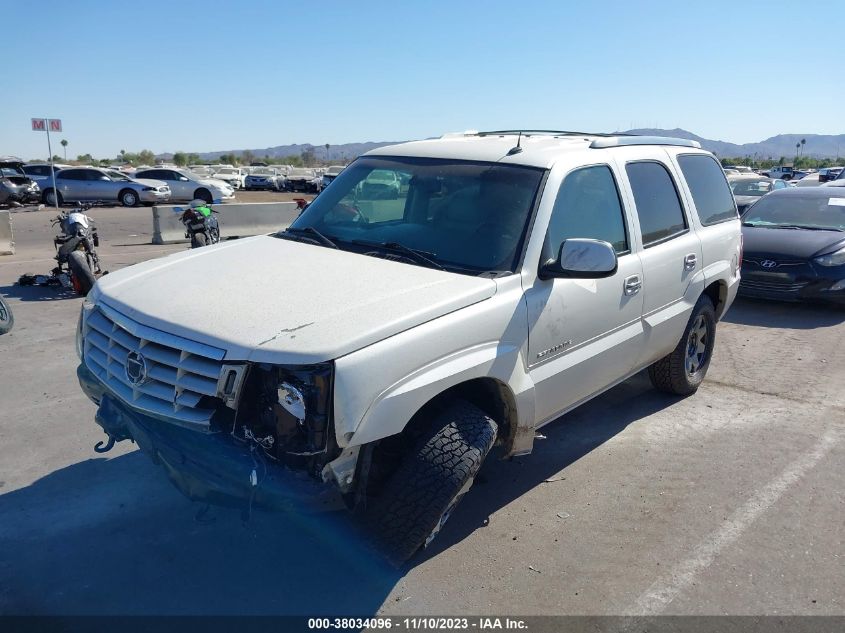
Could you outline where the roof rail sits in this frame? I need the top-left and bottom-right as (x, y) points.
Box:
(590, 136), (701, 149)
(476, 130), (623, 138)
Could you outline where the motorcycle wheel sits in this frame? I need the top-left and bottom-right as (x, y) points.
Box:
(68, 250), (96, 295)
(192, 232), (208, 248)
(0, 295), (13, 335)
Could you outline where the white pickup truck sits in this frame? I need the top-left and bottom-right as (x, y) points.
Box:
(76, 131), (741, 563)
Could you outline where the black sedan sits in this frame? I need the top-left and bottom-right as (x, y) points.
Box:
(739, 188), (845, 304)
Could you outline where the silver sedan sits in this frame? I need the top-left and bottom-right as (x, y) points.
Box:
(44, 168), (171, 207)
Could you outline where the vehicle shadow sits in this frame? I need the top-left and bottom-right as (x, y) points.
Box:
(418, 371), (675, 563)
(0, 283), (79, 302)
(0, 451), (399, 615)
(722, 296), (845, 329)
(0, 372), (672, 615)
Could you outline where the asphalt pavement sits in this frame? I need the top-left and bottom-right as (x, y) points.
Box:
(0, 201), (842, 617)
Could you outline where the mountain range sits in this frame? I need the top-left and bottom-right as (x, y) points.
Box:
(184, 129), (845, 162)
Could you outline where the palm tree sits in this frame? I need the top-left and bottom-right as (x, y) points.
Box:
(60, 139), (68, 161)
(800, 138), (806, 157)
(325, 143), (330, 162)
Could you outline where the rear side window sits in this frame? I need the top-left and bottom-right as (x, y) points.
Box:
(677, 155), (738, 225)
(545, 165), (629, 258)
(626, 161), (687, 247)
(58, 169), (84, 180)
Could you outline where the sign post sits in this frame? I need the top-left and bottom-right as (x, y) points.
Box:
(31, 118), (62, 211)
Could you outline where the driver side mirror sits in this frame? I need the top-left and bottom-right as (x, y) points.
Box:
(539, 239), (618, 280)
(179, 177), (189, 182)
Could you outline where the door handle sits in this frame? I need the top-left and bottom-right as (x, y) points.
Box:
(684, 253), (697, 270)
(624, 275), (642, 296)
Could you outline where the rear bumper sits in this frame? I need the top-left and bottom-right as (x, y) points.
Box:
(77, 363), (344, 513)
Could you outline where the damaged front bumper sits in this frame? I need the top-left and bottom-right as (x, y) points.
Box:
(77, 363), (344, 513)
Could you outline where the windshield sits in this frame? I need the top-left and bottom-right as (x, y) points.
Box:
(0, 166), (25, 177)
(731, 179), (772, 196)
(281, 156), (545, 274)
(217, 168), (237, 175)
(252, 168), (276, 175)
(106, 170), (130, 181)
(289, 168), (313, 177)
(743, 194), (845, 230)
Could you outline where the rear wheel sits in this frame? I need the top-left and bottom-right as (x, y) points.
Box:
(648, 295), (717, 395)
(0, 295), (13, 335)
(68, 250), (96, 295)
(368, 400), (497, 565)
(43, 189), (63, 206)
(119, 188), (139, 207)
(194, 188), (213, 204)
(191, 232), (208, 248)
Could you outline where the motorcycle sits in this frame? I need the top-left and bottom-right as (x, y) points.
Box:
(175, 201), (220, 248)
(17, 203), (105, 296)
(0, 294), (13, 335)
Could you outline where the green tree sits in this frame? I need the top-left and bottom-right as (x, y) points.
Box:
(187, 153), (200, 165)
(77, 153), (94, 163)
(241, 150), (255, 165)
(301, 147), (315, 166)
(60, 139), (68, 160)
(138, 150), (156, 165)
(173, 152), (188, 166)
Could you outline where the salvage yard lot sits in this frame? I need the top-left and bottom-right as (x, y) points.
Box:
(0, 204), (843, 616)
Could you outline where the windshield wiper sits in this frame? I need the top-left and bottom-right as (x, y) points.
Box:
(353, 240), (444, 270)
(284, 226), (338, 248)
(770, 224), (843, 232)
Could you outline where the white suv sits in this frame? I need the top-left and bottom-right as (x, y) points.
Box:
(76, 131), (741, 563)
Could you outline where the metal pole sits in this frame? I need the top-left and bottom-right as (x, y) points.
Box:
(45, 119), (58, 211)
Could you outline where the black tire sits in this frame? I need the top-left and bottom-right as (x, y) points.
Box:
(68, 250), (96, 296)
(194, 188), (213, 204)
(0, 295), (13, 335)
(369, 400), (497, 565)
(43, 189), (63, 206)
(119, 188), (139, 207)
(191, 232), (208, 248)
(648, 295), (717, 396)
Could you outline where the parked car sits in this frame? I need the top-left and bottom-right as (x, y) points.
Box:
(244, 167), (284, 191)
(739, 187), (845, 304)
(212, 167), (246, 189)
(817, 167), (843, 183)
(285, 168), (320, 193)
(134, 168), (234, 203)
(793, 173), (823, 187)
(321, 165), (345, 189)
(358, 168), (401, 199)
(728, 175), (789, 213)
(76, 131), (741, 564)
(764, 166), (809, 181)
(1, 157), (40, 205)
(188, 165), (215, 178)
(22, 163), (71, 187)
(40, 167), (171, 207)
(724, 165), (756, 175)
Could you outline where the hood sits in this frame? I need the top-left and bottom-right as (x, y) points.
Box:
(742, 225), (845, 259)
(198, 178), (232, 189)
(133, 178), (168, 189)
(94, 236), (497, 364)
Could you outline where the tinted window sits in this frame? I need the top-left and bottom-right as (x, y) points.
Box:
(742, 193), (845, 230)
(58, 169), (84, 180)
(626, 162), (687, 247)
(84, 170), (107, 181)
(545, 165), (628, 258)
(678, 155), (737, 225)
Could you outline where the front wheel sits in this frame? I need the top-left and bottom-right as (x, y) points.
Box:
(194, 188), (213, 204)
(368, 400), (497, 565)
(43, 189), (63, 206)
(68, 250), (96, 296)
(648, 295), (716, 395)
(0, 295), (13, 335)
(119, 189), (139, 207)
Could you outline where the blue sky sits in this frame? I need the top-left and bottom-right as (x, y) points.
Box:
(4, 0), (842, 159)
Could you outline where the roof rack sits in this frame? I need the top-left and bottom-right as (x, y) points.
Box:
(589, 136), (701, 149)
(475, 130), (624, 138)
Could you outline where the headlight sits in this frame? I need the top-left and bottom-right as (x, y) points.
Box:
(77, 297), (96, 360)
(814, 247), (845, 267)
(278, 382), (306, 420)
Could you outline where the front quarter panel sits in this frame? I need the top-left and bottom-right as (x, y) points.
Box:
(333, 275), (535, 452)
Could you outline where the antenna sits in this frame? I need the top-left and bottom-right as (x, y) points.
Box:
(507, 131), (523, 156)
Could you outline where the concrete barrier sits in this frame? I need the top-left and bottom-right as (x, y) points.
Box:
(152, 202), (301, 245)
(0, 211), (15, 255)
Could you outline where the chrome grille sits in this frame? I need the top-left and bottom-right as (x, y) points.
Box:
(83, 302), (226, 428)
